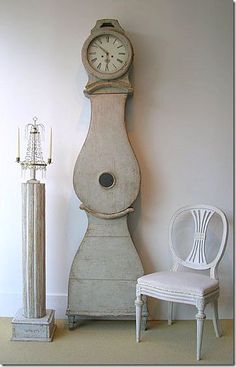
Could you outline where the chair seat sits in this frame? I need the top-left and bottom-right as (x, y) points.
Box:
(137, 271), (219, 297)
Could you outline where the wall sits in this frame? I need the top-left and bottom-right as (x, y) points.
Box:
(0, 0), (233, 319)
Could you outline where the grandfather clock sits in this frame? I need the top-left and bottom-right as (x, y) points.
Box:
(67, 19), (147, 328)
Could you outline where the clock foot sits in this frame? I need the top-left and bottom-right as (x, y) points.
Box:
(68, 315), (78, 330)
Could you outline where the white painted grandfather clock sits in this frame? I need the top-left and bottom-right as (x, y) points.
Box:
(67, 19), (147, 328)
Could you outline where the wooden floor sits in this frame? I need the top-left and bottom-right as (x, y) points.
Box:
(0, 318), (234, 365)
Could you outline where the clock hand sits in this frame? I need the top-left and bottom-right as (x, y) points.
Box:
(94, 42), (109, 55)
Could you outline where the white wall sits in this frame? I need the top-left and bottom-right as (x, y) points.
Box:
(0, 0), (233, 320)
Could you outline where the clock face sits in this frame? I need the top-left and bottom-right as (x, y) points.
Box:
(87, 34), (129, 74)
(82, 30), (133, 80)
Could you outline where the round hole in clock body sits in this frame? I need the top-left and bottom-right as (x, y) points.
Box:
(99, 172), (115, 188)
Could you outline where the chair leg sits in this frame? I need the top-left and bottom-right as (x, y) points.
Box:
(196, 302), (206, 361)
(212, 299), (222, 337)
(168, 301), (173, 325)
(135, 294), (144, 342)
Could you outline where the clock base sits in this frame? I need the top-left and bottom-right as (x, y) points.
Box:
(66, 313), (148, 330)
(67, 212), (148, 328)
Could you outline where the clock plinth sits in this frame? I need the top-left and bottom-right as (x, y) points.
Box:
(67, 19), (148, 327)
(67, 212), (147, 327)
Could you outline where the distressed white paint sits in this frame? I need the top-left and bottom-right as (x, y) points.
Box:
(69, 95), (145, 322)
(0, 0), (233, 320)
(22, 181), (46, 318)
(67, 213), (146, 324)
(12, 309), (56, 342)
(12, 181), (56, 341)
(73, 94), (140, 214)
(67, 19), (147, 325)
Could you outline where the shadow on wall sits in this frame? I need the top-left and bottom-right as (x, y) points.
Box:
(126, 31), (165, 275)
(65, 67), (90, 276)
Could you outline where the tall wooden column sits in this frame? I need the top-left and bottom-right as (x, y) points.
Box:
(12, 180), (56, 341)
(22, 181), (46, 318)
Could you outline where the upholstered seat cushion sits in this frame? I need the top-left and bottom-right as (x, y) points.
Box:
(137, 271), (219, 296)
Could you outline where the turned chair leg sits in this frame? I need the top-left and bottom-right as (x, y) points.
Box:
(212, 299), (222, 337)
(135, 294), (144, 342)
(196, 303), (206, 360)
(168, 301), (173, 325)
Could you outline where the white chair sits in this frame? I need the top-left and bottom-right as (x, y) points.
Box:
(135, 204), (228, 360)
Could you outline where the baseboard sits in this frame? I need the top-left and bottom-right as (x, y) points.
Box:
(0, 292), (233, 320)
(0, 292), (68, 319)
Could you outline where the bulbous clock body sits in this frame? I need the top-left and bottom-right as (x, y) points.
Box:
(67, 19), (147, 328)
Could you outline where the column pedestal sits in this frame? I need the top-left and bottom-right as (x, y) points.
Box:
(12, 180), (56, 341)
(12, 309), (56, 342)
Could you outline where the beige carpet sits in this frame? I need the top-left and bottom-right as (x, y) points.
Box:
(0, 318), (233, 365)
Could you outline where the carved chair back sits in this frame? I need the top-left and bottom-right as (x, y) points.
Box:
(169, 205), (228, 279)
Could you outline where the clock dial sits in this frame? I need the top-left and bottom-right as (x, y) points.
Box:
(87, 34), (129, 74)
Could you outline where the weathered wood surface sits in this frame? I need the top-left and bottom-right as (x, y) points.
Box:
(12, 181), (56, 342)
(22, 181), (46, 319)
(73, 93), (140, 214)
(12, 309), (56, 342)
(68, 20), (146, 324)
(67, 213), (146, 318)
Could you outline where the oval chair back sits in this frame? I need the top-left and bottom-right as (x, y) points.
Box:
(169, 205), (228, 279)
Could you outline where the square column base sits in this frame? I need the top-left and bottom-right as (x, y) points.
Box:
(11, 309), (56, 342)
